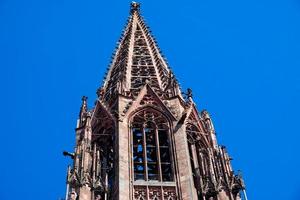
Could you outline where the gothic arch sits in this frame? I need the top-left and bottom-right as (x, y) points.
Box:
(186, 124), (210, 170)
(128, 105), (174, 127)
(92, 102), (116, 142)
(129, 107), (175, 182)
(89, 102), (116, 199)
(186, 123), (210, 149)
(123, 83), (177, 121)
(186, 123), (213, 199)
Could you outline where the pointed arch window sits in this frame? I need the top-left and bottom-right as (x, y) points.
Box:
(132, 109), (174, 182)
(186, 124), (211, 200)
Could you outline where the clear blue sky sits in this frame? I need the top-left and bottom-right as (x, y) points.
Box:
(1, 0), (300, 199)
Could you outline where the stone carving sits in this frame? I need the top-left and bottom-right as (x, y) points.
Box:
(134, 186), (147, 200)
(216, 176), (227, 192)
(144, 111), (155, 122)
(149, 187), (162, 200)
(67, 169), (80, 187)
(140, 94), (158, 106)
(231, 172), (245, 194)
(163, 187), (177, 200)
(81, 172), (92, 187)
(93, 176), (104, 192)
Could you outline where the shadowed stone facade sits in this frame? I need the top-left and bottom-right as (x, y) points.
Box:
(64, 2), (247, 200)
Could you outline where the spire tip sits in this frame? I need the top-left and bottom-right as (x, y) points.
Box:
(130, 1), (140, 13)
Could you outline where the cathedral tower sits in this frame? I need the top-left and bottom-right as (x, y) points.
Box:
(64, 2), (247, 200)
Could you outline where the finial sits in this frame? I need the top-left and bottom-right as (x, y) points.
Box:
(96, 88), (104, 98)
(130, 1), (140, 13)
(80, 96), (88, 114)
(82, 96), (88, 103)
(201, 109), (209, 117)
(187, 88), (193, 99)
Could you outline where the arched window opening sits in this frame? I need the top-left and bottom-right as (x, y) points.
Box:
(187, 133), (198, 190)
(186, 124), (209, 200)
(92, 107), (115, 199)
(132, 109), (174, 182)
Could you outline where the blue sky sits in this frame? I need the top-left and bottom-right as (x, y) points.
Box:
(1, 0), (300, 199)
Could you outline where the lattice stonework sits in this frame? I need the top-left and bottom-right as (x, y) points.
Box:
(131, 25), (160, 96)
(135, 14), (170, 90)
(133, 186), (177, 200)
(149, 186), (162, 200)
(163, 187), (177, 200)
(101, 2), (174, 105)
(134, 186), (147, 200)
(103, 16), (133, 102)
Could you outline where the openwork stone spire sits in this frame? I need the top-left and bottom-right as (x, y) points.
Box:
(101, 2), (180, 104)
(64, 3), (246, 200)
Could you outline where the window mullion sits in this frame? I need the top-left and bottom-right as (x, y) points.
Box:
(155, 126), (162, 182)
(142, 124), (148, 181)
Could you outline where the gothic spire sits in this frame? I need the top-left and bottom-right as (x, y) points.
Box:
(101, 2), (181, 104)
(64, 3), (246, 200)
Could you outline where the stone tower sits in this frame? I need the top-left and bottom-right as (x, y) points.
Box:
(64, 2), (247, 200)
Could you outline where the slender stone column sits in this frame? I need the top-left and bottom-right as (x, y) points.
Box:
(191, 144), (202, 188)
(116, 118), (130, 200)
